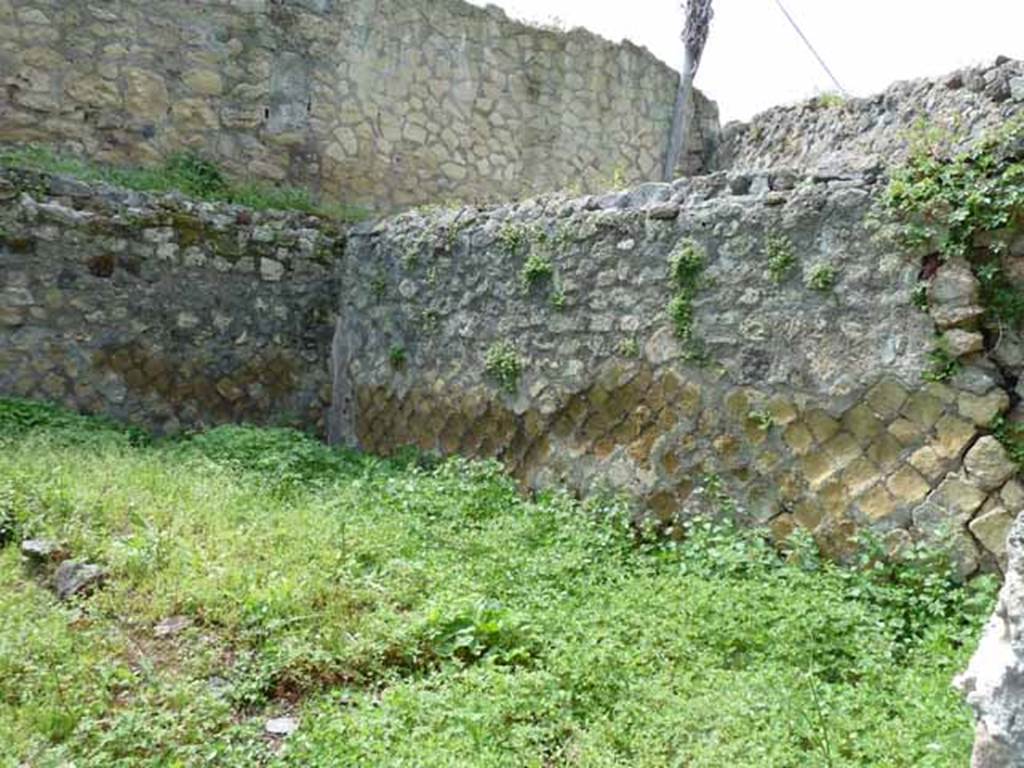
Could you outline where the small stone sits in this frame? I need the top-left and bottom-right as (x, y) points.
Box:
(260, 258), (285, 282)
(964, 436), (1018, 491)
(182, 69), (223, 96)
(933, 414), (978, 459)
(950, 366), (1000, 396)
(866, 379), (909, 418)
(54, 561), (107, 601)
(20, 539), (66, 563)
(783, 423), (813, 454)
(155, 616), (194, 638)
(958, 390), (1010, 426)
(805, 409), (840, 442)
(646, 202), (679, 220)
(928, 260), (980, 315)
(1010, 76), (1024, 102)
(887, 417), (924, 445)
(908, 445), (947, 482)
(969, 506), (1015, 563)
(924, 473), (988, 522)
(886, 465), (931, 505)
(902, 391), (944, 429)
(930, 304), (986, 329)
(1001, 479), (1024, 510)
(943, 329), (984, 357)
(858, 485), (897, 522)
(265, 716), (299, 737)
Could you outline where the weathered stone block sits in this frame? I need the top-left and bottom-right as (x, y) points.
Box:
(965, 436), (1018, 492)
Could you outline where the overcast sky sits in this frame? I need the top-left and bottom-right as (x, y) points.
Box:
(467, 0), (1023, 123)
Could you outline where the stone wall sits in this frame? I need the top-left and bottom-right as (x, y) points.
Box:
(0, 168), (342, 434)
(332, 163), (1022, 577)
(0, 0), (719, 212)
(717, 59), (1021, 175)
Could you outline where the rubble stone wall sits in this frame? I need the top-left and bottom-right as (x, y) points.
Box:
(0, 168), (342, 434)
(332, 165), (1022, 578)
(0, 0), (719, 211)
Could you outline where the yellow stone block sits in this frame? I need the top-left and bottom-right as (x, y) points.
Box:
(766, 397), (798, 426)
(887, 417), (925, 446)
(867, 433), (904, 471)
(901, 391), (945, 430)
(841, 457), (883, 497)
(958, 390), (1010, 427)
(886, 465), (931, 505)
(908, 445), (946, 482)
(866, 378), (909, 418)
(933, 414), (977, 459)
(805, 409), (840, 443)
(724, 388), (750, 421)
(783, 423), (814, 455)
(800, 451), (835, 489)
(793, 500), (825, 530)
(822, 432), (861, 470)
(842, 403), (884, 443)
(858, 485), (898, 522)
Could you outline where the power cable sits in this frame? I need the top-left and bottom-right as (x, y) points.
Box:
(773, 0), (848, 95)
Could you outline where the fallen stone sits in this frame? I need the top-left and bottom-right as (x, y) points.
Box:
(265, 716), (299, 737)
(20, 538), (66, 564)
(54, 561), (107, 601)
(965, 436), (1018, 492)
(154, 615), (194, 638)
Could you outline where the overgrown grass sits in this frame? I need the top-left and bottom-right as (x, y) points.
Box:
(0, 399), (995, 767)
(0, 144), (368, 222)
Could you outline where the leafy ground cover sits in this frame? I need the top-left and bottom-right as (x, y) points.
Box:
(0, 399), (995, 767)
(0, 144), (368, 223)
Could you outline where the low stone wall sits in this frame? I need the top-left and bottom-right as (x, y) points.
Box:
(332, 166), (1021, 577)
(0, 0), (719, 211)
(717, 59), (1022, 175)
(0, 168), (341, 434)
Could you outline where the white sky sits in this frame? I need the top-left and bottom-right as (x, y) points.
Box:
(467, 0), (1024, 123)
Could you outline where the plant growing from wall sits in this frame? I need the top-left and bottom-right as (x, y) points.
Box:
(885, 117), (1024, 382)
(484, 341), (523, 393)
(550, 284), (567, 311)
(992, 415), (1024, 470)
(747, 409), (775, 432)
(667, 237), (707, 360)
(765, 233), (796, 284)
(388, 344), (407, 369)
(520, 252), (553, 290)
(806, 263), (836, 292)
(497, 223), (531, 255)
(911, 281), (929, 311)
(922, 341), (962, 383)
(616, 337), (640, 358)
(885, 116), (1024, 262)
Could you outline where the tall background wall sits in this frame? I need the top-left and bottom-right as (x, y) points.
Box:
(0, 0), (719, 211)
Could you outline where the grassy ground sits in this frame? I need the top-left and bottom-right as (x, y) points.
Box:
(0, 145), (368, 223)
(0, 399), (995, 767)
